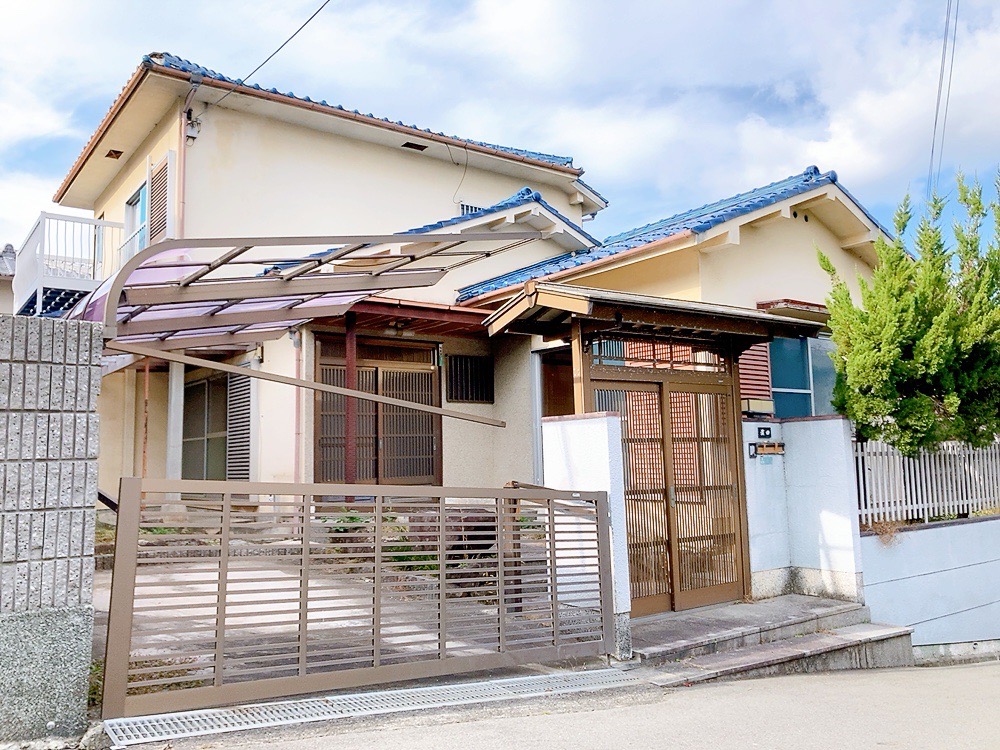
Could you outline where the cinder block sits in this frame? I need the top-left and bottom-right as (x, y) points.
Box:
(36, 364), (50, 411)
(62, 366), (76, 412)
(60, 414), (74, 460)
(1, 516), (15, 563)
(33, 414), (47, 461)
(0, 316), (13, 361)
(17, 463), (31, 511)
(0, 362), (10, 411)
(25, 322), (40, 363)
(23, 364), (37, 410)
(9, 363), (23, 410)
(11, 317), (27, 362)
(51, 322), (65, 366)
(63, 324), (77, 365)
(38, 318), (53, 363)
(31, 462), (45, 510)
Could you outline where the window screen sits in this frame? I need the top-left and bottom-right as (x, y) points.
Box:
(446, 355), (494, 403)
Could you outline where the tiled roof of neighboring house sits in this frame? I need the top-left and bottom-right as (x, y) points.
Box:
(457, 165), (886, 302)
(151, 54), (576, 169)
(0, 245), (15, 277)
(266, 187), (598, 274)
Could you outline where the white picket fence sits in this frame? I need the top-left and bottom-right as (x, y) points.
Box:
(855, 440), (1000, 525)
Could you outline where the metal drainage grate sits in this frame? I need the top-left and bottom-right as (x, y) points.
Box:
(103, 669), (641, 748)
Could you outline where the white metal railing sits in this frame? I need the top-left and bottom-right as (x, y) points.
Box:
(13, 212), (127, 314)
(115, 223), (147, 271)
(855, 440), (1000, 525)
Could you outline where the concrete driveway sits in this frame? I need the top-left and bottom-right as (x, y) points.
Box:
(166, 661), (1000, 750)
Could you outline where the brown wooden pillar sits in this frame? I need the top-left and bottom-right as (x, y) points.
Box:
(344, 311), (358, 484)
(570, 318), (592, 414)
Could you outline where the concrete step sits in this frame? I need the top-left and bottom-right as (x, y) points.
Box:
(633, 595), (870, 666)
(633, 623), (914, 688)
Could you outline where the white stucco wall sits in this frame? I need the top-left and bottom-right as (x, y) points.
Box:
(783, 417), (864, 601)
(743, 416), (864, 602)
(743, 420), (792, 597)
(861, 518), (1000, 646)
(699, 211), (871, 307)
(541, 413), (629, 618)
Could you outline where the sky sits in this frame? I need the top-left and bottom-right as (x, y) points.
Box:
(1, 0), (999, 249)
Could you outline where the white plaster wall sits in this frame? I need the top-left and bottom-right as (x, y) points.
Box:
(783, 417), (864, 601)
(861, 518), (1000, 645)
(257, 334), (303, 483)
(541, 413), (629, 617)
(699, 212), (871, 308)
(742, 420), (792, 597)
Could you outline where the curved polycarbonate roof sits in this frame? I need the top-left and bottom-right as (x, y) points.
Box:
(67, 230), (543, 349)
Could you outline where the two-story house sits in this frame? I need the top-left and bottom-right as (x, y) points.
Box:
(22, 53), (881, 623)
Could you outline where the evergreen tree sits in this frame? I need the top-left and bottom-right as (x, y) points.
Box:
(819, 174), (1000, 456)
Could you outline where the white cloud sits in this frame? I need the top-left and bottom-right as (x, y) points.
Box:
(0, 0), (999, 244)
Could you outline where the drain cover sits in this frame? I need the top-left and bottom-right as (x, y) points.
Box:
(103, 669), (641, 747)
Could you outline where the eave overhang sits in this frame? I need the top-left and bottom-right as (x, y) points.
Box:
(484, 282), (823, 348)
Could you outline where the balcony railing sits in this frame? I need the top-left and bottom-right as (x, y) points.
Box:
(14, 212), (125, 315)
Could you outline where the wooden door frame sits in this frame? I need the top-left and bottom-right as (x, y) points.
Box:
(594, 379), (674, 617)
(578, 332), (752, 610)
(314, 334), (443, 486)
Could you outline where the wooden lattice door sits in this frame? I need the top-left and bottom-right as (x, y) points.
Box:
(594, 383), (673, 616)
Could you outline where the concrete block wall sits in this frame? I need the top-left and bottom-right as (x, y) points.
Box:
(0, 315), (102, 742)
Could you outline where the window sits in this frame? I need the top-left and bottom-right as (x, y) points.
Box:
(446, 355), (494, 403)
(769, 336), (837, 418)
(182, 372), (252, 481)
(316, 337), (441, 485)
(123, 183), (148, 262)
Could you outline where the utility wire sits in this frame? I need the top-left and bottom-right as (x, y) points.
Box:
(927, 0), (957, 199)
(934, 0), (960, 194)
(206, 0), (332, 113)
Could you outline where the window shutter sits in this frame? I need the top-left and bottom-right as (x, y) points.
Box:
(738, 342), (773, 408)
(226, 370), (252, 481)
(147, 153), (174, 245)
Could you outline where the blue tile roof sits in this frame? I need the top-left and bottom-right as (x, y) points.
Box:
(265, 187), (597, 274)
(148, 53), (576, 169)
(457, 166), (887, 302)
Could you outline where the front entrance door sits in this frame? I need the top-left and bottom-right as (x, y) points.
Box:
(594, 380), (744, 614)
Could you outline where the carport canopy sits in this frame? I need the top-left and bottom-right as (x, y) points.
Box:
(67, 229), (553, 428)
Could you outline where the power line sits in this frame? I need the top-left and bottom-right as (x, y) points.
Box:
(934, 0), (960, 194)
(208, 0), (332, 112)
(927, 0), (959, 199)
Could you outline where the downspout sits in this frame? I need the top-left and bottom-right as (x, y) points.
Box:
(176, 75), (202, 238)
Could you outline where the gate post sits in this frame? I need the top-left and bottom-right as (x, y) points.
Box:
(0, 316), (102, 741)
(541, 412), (632, 660)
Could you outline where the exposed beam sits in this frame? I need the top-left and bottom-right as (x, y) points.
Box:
(116, 329), (288, 352)
(117, 303), (355, 337)
(107, 341), (506, 428)
(841, 230), (877, 249)
(177, 245), (253, 287)
(122, 269), (447, 306)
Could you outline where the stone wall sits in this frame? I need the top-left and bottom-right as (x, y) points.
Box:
(0, 315), (101, 742)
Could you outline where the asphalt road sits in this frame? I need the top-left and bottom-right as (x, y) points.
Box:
(170, 661), (1000, 750)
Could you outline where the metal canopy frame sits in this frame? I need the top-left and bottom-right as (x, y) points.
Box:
(68, 231), (542, 345)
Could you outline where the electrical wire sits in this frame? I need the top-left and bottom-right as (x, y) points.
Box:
(927, 0), (958, 199)
(934, 0), (960, 194)
(204, 0), (332, 114)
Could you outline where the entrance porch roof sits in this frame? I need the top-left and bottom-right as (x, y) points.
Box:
(483, 281), (823, 346)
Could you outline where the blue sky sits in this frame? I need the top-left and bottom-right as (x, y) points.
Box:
(2, 0), (999, 249)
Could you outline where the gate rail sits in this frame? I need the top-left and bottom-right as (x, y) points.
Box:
(104, 478), (612, 718)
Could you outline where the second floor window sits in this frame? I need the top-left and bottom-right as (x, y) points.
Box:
(124, 183), (148, 258)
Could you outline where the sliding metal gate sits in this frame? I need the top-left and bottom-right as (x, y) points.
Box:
(103, 478), (613, 718)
